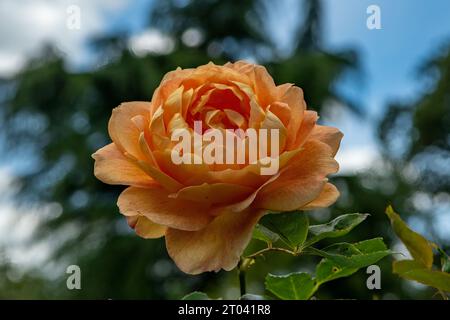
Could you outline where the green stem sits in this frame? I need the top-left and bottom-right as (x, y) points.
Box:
(246, 246), (296, 259)
(238, 264), (246, 296)
(238, 258), (252, 296)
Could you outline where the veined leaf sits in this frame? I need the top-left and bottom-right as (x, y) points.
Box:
(304, 213), (369, 247)
(393, 260), (450, 292)
(260, 211), (309, 249)
(253, 224), (280, 245)
(385, 205), (433, 269)
(315, 258), (359, 284)
(265, 273), (317, 300)
(312, 238), (391, 269)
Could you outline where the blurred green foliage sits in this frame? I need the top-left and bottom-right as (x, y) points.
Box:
(0, 0), (448, 299)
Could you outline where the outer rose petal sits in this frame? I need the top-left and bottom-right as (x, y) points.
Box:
(301, 183), (340, 210)
(281, 86), (306, 149)
(309, 125), (343, 156)
(92, 143), (154, 187)
(118, 186), (212, 231)
(293, 110), (318, 148)
(250, 65), (277, 107)
(108, 101), (151, 160)
(254, 140), (339, 211)
(165, 208), (265, 274)
(126, 215), (167, 239)
(171, 182), (254, 205)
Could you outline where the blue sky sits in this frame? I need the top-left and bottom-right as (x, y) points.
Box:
(323, 0), (450, 172)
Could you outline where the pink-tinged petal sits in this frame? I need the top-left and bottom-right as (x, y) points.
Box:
(126, 215), (167, 239)
(108, 101), (151, 160)
(92, 143), (154, 187)
(254, 140), (339, 211)
(309, 125), (344, 156)
(165, 208), (266, 274)
(301, 183), (340, 210)
(118, 186), (212, 231)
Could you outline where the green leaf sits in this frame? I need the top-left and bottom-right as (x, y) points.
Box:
(265, 273), (317, 300)
(385, 205), (433, 269)
(253, 224), (280, 245)
(181, 291), (211, 300)
(240, 294), (266, 300)
(312, 238), (391, 269)
(393, 260), (450, 292)
(260, 211), (309, 249)
(305, 213), (369, 247)
(315, 258), (359, 285)
(438, 248), (450, 273)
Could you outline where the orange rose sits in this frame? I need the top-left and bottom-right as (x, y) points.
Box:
(92, 61), (343, 274)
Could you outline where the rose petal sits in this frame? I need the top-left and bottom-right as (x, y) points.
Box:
(126, 215), (167, 239)
(108, 101), (151, 160)
(118, 186), (212, 231)
(92, 143), (154, 187)
(309, 125), (344, 156)
(292, 110), (318, 149)
(254, 140), (339, 211)
(301, 183), (340, 210)
(165, 207), (265, 274)
(281, 86), (306, 149)
(267, 101), (291, 127)
(170, 182), (253, 205)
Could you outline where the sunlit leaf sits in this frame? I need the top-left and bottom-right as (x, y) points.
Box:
(260, 211), (309, 249)
(311, 238), (391, 269)
(393, 260), (450, 292)
(265, 272), (317, 300)
(182, 291), (211, 300)
(385, 205), (433, 269)
(304, 213), (369, 247)
(240, 294), (266, 300)
(315, 259), (358, 284)
(253, 224), (280, 245)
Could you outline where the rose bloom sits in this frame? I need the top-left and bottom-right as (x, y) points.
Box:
(92, 61), (343, 274)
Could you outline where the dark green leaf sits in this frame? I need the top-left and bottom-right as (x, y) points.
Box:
(393, 260), (450, 292)
(265, 272), (317, 300)
(182, 291), (211, 300)
(305, 213), (369, 247)
(260, 212), (309, 249)
(385, 205), (433, 269)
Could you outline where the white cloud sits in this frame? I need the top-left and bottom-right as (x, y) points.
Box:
(0, 0), (129, 76)
(129, 29), (175, 56)
(336, 145), (380, 175)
